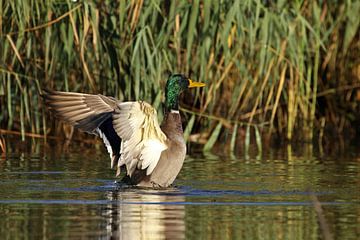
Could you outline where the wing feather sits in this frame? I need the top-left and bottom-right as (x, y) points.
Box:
(43, 90), (117, 132)
(113, 101), (167, 176)
(43, 90), (122, 171)
(140, 139), (167, 175)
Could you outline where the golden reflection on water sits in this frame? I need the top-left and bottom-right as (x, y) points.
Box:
(0, 140), (360, 239)
(104, 189), (185, 240)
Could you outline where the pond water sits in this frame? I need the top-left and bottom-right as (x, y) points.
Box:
(0, 141), (359, 239)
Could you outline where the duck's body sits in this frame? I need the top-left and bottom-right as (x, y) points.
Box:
(43, 74), (204, 188)
(123, 111), (186, 187)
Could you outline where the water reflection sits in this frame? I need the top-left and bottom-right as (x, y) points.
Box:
(104, 187), (185, 239)
(0, 140), (360, 239)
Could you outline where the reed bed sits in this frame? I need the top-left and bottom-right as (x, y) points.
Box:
(0, 0), (359, 154)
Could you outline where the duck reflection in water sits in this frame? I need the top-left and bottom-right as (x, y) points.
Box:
(103, 186), (185, 239)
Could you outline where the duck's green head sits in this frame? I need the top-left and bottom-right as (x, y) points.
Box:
(165, 74), (205, 111)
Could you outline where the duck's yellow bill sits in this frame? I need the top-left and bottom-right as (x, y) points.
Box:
(188, 79), (206, 88)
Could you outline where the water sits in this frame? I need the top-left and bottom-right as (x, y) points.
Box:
(0, 142), (359, 239)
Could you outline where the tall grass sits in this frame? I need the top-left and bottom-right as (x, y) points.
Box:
(0, 0), (359, 154)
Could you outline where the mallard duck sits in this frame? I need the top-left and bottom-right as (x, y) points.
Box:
(43, 74), (205, 188)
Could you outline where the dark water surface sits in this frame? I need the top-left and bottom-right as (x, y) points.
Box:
(0, 142), (359, 239)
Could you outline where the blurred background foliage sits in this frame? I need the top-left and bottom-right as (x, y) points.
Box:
(0, 0), (359, 154)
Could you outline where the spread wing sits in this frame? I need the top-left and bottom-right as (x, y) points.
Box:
(43, 90), (117, 132)
(113, 101), (168, 176)
(43, 90), (121, 167)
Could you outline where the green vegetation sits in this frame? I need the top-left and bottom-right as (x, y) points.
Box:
(0, 0), (359, 153)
